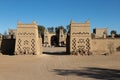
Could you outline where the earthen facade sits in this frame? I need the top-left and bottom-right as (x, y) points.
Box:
(44, 28), (66, 47)
(67, 20), (91, 55)
(67, 20), (120, 55)
(15, 21), (42, 55)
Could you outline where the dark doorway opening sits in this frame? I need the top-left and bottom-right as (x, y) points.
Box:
(51, 35), (58, 46)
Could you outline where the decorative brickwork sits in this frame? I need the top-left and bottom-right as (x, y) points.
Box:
(15, 21), (42, 55)
(68, 20), (91, 55)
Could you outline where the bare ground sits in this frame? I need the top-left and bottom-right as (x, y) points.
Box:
(0, 47), (120, 80)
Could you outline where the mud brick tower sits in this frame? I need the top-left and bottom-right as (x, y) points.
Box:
(69, 20), (91, 55)
(15, 21), (42, 55)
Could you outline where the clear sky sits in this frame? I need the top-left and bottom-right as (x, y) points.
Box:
(0, 0), (120, 34)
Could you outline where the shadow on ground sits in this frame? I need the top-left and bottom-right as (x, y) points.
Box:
(43, 52), (69, 55)
(53, 67), (120, 80)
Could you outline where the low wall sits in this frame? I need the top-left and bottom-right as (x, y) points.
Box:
(91, 38), (120, 54)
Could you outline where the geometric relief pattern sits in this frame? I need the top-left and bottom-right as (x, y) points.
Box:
(72, 38), (76, 52)
(78, 38), (85, 43)
(86, 38), (90, 51)
(18, 32), (34, 36)
(17, 39), (22, 53)
(24, 40), (29, 45)
(31, 39), (35, 54)
(72, 32), (89, 35)
(72, 37), (91, 55)
(78, 38), (85, 49)
(23, 47), (30, 54)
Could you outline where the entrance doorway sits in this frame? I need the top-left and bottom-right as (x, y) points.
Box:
(51, 35), (58, 47)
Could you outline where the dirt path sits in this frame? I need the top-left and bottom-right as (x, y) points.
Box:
(0, 47), (120, 80)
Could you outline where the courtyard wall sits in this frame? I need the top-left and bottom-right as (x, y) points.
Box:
(91, 38), (120, 54)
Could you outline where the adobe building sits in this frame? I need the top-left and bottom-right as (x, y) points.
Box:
(93, 28), (108, 38)
(67, 20), (91, 55)
(0, 19), (120, 55)
(44, 29), (56, 47)
(58, 28), (67, 46)
(15, 21), (42, 55)
(67, 20), (120, 55)
(44, 28), (66, 47)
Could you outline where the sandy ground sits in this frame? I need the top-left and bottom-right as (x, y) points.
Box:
(0, 47), (120, 80)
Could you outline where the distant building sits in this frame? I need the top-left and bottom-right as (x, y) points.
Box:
(58, 28), (67, 46)
(8, 29), (17, 39)
(44, 29), (56, 47)
(2, 29), (17, 39)
(43, 28), (67, 47)
(93, 28), (108, 38)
